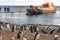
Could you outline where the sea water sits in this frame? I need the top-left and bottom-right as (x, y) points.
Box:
(0, 6), (60, 25)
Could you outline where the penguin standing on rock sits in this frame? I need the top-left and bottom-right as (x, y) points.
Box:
(17, 31), (23, 39)
(26, 26), (29, 31)
(54, 35), (59, 40)
(0, 26), (3, 33)
(20, 26), (24, 31)
(23, 37), (27, 40)
(0, 26), (2, 30)
(17, 32), (21, 39)
(46, 27), (49, 31)
(10, 36), (15, 40)
(36, 27), (39, 32)
(0, 36), (2, 40)
(12, 25), (14, 32)
(7, 23), (10, 29)
(50, 29), (55, 34)
(30, 26), (33, 33)
(33, 26), (38, 32)
(57, 27), (60, 33)
(34, 32), (40, 40)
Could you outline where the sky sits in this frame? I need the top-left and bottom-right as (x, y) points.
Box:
(0, 0), (60, 6)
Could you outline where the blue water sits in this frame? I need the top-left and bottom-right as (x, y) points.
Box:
(0, 6), (60, 25)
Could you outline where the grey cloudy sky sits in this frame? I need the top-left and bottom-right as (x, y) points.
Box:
(0, 0), (59, 6)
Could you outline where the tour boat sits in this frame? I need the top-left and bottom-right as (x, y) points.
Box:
(26, 3), (56, 15)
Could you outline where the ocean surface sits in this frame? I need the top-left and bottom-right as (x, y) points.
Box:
(0, 6), (60, 25)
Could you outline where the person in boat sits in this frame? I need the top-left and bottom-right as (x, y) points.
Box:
(29, 6), (39, 13)
(27, 5), (42, 14)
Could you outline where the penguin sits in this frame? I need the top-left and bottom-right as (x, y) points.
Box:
(7, 23), (10, 29)
(33, 26), (37, 32)
(0, 26), (3, 30)
(30, 26), (33, 33)
(20, 26), (24, 31)
(17, 31), (23, 39)
(26, 26), (29, 31)
(0, 36), (2, 40)
(0, 26), (2, 30)
(10, 36), (14, 40)
(57, 27), (60, 33)
(36, 27), (39, 32)
(12, 25), (14, 32)
(34, 32), (40, 40)
(54, 35), (58, 40)
(46, 27), (49, 31)
(23, 37), (27, 40)
(50, 29), (55, 34)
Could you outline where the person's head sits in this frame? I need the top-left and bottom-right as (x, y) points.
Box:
(30, 5), (33, 8)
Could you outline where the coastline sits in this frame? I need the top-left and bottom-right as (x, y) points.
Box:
(0, 21), (60, 40)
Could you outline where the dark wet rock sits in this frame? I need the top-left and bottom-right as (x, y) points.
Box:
(41, 30), (47, 34)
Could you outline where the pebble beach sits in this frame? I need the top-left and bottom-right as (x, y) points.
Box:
(0, 21), (60, 40)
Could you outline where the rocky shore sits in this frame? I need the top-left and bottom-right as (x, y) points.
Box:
(0, 21), (60, 40)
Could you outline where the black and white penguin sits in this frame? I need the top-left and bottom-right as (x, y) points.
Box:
(50, 28), (55, 34)
(0, 35), (2, 40)
(54, 35), (58, 40)
(23, 37), (27, 40)
(34, 32), (40, 40)
(10, 36), (14, 40)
